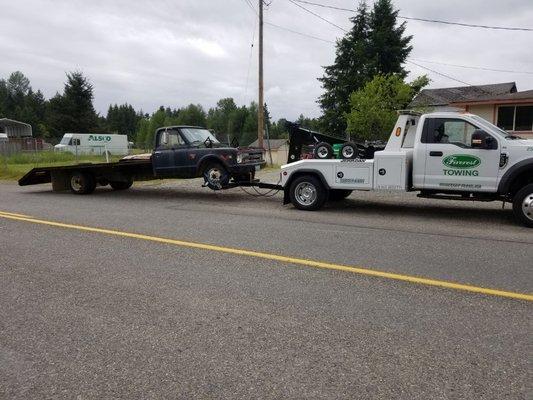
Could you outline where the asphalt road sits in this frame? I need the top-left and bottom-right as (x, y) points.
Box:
(0, 174), (531, 399)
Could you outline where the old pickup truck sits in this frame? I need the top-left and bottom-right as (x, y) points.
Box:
(19, 126), (265, 193)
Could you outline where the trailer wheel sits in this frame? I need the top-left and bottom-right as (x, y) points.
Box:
(512, 183), (533, 228)
(69, 172), (96, 195)
(340, 142), (358, 159)
(289, 175), (327, 211)
(329, 189), (352, 201)
(110, 179), (133, 191)
(203, 162), (230, 190)
(314, 142), (334, 159)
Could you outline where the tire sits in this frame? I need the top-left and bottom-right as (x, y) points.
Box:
(329, 189), (352, 201)
(289, 175), (327, 211)
(340, 142), (358, 159)
(314, 142), (334, 159)
(110, 179), (133, 191)
(69, 171), (96, 195)
(512, 183), (533, 228)
(202, 162), (230, 190)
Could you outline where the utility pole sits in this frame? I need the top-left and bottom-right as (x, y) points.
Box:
(257, 0), (264, 149)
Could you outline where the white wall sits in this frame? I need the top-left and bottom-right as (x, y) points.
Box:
(468, 104), (495, 123)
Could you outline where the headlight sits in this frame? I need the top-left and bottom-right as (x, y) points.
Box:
(236, 154), (244, 163)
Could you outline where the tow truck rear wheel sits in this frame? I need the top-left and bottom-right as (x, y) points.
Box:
(69, 171), (96, 195)
(513, 184), (533, 228)
(289, 175), (327, 211)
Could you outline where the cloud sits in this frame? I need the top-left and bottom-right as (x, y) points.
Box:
(0, 0), (532, 121)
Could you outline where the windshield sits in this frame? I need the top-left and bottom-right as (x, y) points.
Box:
(180, 128), (219, 144)
(60, 134), (72, 145)
(469, 115), (510, 138)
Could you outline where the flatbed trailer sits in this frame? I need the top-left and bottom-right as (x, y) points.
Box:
(19, 159), (155, 191)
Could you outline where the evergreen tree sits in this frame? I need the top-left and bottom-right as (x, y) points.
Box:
(318, 0), (412, 136)
(318, 2), (370, 136)
(47, 72), (100, 139)
(367, 0), (412, 77)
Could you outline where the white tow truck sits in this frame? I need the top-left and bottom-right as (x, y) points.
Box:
(280, 111), (533, 227)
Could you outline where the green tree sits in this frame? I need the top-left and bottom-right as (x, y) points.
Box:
(318, 0), (412, 136)
(106, 103), (140, 140)
(367, 0), (412, 77)
(176, 104), (207, 126)
(47, 72), (100, 139)
(346, 74), (428, 141)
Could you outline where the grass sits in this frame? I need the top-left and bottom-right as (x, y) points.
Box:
(0, 151), (121, 181)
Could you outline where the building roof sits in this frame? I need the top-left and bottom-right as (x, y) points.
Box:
(410, 82), (517, 107)
(0, 118), (33, 138)
(450, 89), (533, 106)
(248, 138), (288, 150)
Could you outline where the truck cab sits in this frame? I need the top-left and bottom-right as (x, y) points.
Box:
(149, 126), (265, 189)
(281, 112), (533, 227)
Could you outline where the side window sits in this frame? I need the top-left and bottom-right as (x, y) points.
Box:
(168, 131), (184, 147)
(425, 118), (485, 148)
(159, 130), (184, 149)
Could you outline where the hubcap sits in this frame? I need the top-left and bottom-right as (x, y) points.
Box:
(317, 146), (329, 158)
(522, 192), (533, 222)
(206, 168), (223, 189)
(295, 182), (317, 206)
(342, 146), (354, 158)
(71, 175), (83, 192)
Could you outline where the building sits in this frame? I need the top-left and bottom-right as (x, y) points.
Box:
(410, 82), (533, 138)
(249, 139), (289, 166)
(0, 118), (33, 138)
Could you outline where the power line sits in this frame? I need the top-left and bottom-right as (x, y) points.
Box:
(289, 0), (533, 31)
(287, 0), (348, 32)
(244, 0), (336, 43)
(410, 58), (533, 75)
(407, 60), (472, 86)
(265, 21), (335, 43)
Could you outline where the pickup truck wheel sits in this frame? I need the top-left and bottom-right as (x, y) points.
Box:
(513, 184), (533, 227)
(329, 189), (352, 201)
(110, 180), (133, 191)
(203, 162), (230, 190)
(290, 175), (327, 211)
(70, 172), (96, 195)
(314, 142), (334, 159)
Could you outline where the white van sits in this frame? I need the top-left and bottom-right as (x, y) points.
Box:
(0, 133), (8, 143)
(55, 133), (129, 156)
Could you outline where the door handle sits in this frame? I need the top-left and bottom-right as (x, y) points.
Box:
(429, 151), (443, 157)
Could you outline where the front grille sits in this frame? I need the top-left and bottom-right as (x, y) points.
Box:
(241, 151), (264, 163)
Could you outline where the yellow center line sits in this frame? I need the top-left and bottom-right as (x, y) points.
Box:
(0, 211), (32, 218)
(0, 210), (531, 302)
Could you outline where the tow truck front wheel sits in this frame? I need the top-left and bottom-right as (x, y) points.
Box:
(70, 172), (96, 195)
(513, 184), (533, 228)
(289, 175), (327, 211)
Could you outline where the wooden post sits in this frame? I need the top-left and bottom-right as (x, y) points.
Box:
(257, 0), (264, 149)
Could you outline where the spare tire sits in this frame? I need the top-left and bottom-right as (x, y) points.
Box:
(340, 142), (358, 159)
(314, 142), (334, 159)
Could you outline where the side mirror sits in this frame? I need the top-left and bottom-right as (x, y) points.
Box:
(471, 130), (496, 150)
(161, 131), (169, 145)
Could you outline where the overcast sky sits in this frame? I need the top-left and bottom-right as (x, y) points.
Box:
(1, 0), (532, 120)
